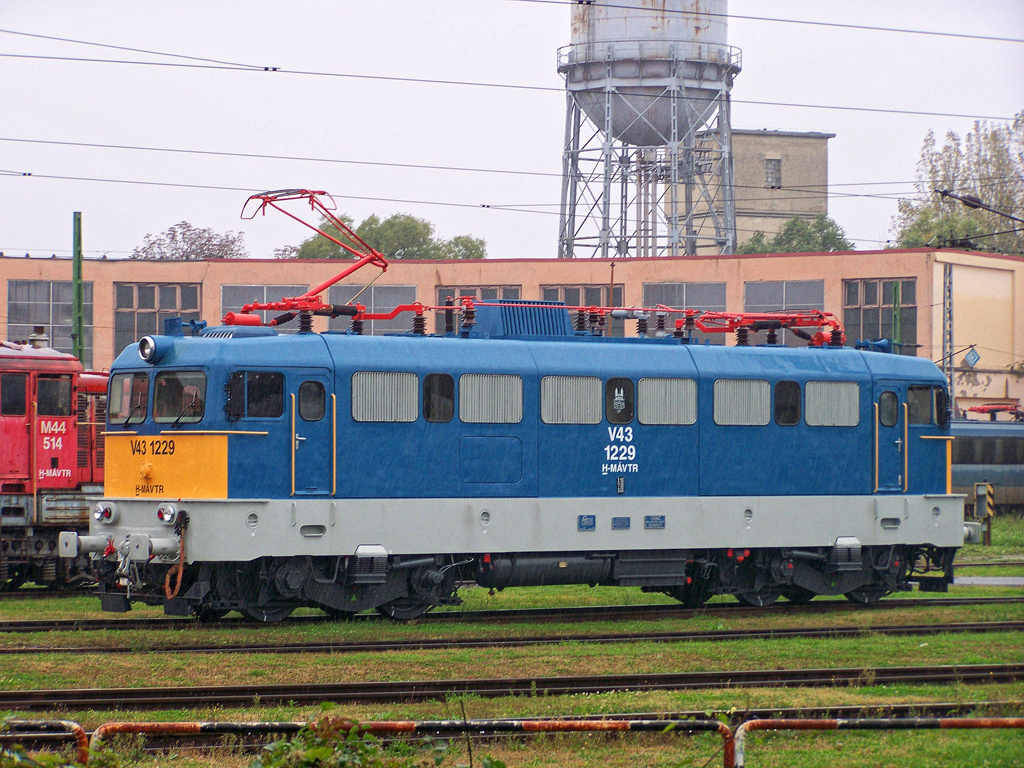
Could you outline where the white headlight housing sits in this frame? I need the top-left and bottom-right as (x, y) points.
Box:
(93, 502), (119, 524)
(156, 504), (179, 525)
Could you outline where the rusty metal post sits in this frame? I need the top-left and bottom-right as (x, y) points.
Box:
(3, 719), (89, 765)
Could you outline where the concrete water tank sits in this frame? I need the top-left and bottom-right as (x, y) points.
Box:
(558, 0), (739, 147)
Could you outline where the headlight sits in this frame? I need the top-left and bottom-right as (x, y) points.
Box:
(93, 503), (119, 524)
(156, 504), (178, 525)
(138, 336), (157, 362)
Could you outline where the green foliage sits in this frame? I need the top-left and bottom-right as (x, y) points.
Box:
(292, 214), (486, 260)
(130, 221), (249, 260)
(736, 213), (854, 254)
(248, 718), (448, 768)
(892, 111), (1024, 253)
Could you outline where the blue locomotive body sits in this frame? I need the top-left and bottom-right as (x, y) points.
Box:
(61, 302), (967, 620)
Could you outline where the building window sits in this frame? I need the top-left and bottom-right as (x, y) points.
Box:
(114, 283), (200, 356)
(327, 285), (417, 335)
(643, 282), (727, 344)
(542, 284), (625, 336)
(843, 278), (917, 355)
(435, 285), (521, 333)
(744, 280), (824, 346)
(7, 280), (94, 367)
(221, 285), (307, 334)
(764, 158), (782, 189)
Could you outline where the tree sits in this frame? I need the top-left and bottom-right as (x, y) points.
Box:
(892, 112), (1024, 253)
(289, 213), (486, 260)
(737, 213), (854, 254)
(131, 221), (248, 260)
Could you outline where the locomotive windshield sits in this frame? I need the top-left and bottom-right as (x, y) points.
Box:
(108, 372), (149, 426)
(1, 372), (27, 415)
(37, 375), (73, 416)
(154, 371), (206, 425)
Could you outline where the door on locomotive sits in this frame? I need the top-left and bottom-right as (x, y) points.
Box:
(874, 381), (906, 492)
(290, 373), (333, 496)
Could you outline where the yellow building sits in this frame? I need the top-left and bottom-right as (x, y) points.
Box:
(2, 247), (1021, 414)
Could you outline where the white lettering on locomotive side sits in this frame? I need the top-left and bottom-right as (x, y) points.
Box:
(42, 436), (64, 450)
(601, 463), (639, 475)
(39, 420), (68, 434)
(607, 426), (633, 442)
(38, 467), (72, 479)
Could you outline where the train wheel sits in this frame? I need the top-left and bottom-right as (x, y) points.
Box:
(844, 587), (888, 604)
(664, 579), (713, 609)
(376, 598), (433, 621)
(735, 589), (781, 607)
(781, 586), (816, 604)
(245, 605), (295, 623)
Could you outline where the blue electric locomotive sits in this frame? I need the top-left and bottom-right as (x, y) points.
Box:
(60, 297), (968, 621)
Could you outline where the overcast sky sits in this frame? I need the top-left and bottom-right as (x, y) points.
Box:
(1, 0), (1022, 262)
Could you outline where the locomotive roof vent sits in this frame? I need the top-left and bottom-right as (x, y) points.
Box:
(468, 300), (574, 339)
(200, 326), (279, 339)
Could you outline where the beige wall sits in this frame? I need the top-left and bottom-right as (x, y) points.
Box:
(3, 248), (1022, 412)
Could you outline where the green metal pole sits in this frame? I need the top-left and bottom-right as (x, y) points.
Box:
(892, 281), (901, 354)
(72, 212), (84, 361)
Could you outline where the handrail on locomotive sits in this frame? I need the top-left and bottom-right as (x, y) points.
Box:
(227, 190), (846, 347)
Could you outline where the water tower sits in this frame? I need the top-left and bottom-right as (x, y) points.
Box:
(557, 0), (741, 258)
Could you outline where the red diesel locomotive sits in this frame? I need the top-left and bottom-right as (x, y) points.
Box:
(0, 335), (106, 588)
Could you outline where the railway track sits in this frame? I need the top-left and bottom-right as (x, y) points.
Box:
(0, 595), (1021, 633)
(3, 620), (1021, 656)
(4, 663), (1023, 711)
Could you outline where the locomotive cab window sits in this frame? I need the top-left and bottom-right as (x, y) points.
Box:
(605, 377), (634, 424)
(423, 373), (454, 423)
(774, 380), (801, 426)
(908, 385), (948, 426)
(879, 391), (899, 427)
(153, 371), (206, 424)
(38, 376), (73, 417)
(225, 371), (284, 420)
(298, 381), (326, 422)
(1, 373), (27, 416)
(108, 372), (149, 425)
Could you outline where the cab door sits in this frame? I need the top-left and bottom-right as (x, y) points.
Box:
(290, 373), (333, 496)
(874, 382), (905, 492)
(0, 372), (29, 481)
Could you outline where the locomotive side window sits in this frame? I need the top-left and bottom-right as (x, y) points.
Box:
(108, 372), (149, 425)
(38, 376), (73, 416)
(247, 372), (284, 418)
(908, 385), (948, 426)
(153, 371), (206, 424)
(713, 379), (770, 426)
(805, 381), (860, 427)
(298, 381), (326, 422)
(774, 380), (801, 426)
(1, 373), (27, 416)
(225, 371), (284, 420)
(605, 378), (634, 424)
(423, 373), (454, 423)
(352, 371), (418, 423)
(541, 376), (601, 424)
(637, 377), (696, 425)
(460, 374), (522, 424)
(878, 391), (899, 427)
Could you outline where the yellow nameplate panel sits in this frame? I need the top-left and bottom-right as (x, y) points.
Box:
(105, 433), (228, 499)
